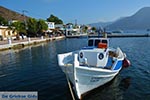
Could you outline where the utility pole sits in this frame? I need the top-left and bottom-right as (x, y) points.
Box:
(75, 19), (77, 26)
(22, 10), (28, 29)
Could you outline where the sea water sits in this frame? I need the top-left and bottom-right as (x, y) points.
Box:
(0, 37), (150, 100)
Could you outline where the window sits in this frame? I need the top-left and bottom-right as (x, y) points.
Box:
(102, 40), (107, 44)
(95, 39), (100, 46)
(88, 40), (93, 46)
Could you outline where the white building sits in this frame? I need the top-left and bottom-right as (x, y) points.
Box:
(46, 22), (55, 33)
(47, 22), (55, 29)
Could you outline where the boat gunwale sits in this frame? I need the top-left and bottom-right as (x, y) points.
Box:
(75, 65), (122, 73)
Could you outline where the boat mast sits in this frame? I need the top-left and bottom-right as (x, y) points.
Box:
(103, 28), (107, 38)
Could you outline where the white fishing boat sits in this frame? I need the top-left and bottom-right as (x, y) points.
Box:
(57, 37), (130, 99)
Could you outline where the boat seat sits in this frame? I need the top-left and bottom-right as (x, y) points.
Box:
(64, 63), (73, 67)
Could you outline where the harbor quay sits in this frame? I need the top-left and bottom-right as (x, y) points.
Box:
(0, 36), (65, 51)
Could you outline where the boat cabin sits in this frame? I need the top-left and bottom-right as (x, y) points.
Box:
(79, 38), (110, 67)
(88, 38), (109, 49)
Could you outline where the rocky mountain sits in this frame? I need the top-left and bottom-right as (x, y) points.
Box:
(89, 21), (112, 28)
(90, 7), (150, 31)
(106, 7), (150, 30)
(0, 6), (29, 21)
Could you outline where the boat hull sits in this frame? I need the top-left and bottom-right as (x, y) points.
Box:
(73, 65), (121, 99)
(58, 52), (123, 99)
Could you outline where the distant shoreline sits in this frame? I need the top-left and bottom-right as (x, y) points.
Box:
(65, 33), (150, 38)
(88, 33), (150, 38)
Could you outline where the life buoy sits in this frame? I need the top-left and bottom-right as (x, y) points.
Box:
(80, 52), (83, 58)
(98, 53), (104, 60)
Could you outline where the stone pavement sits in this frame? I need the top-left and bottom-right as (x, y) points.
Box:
(0, 36), (65, 51)
(0, 38), (40, 45)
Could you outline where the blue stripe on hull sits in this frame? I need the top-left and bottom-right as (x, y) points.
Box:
(113, 60), (122, 70)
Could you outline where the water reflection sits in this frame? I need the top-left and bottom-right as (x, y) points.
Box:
(119, 77), (131, 91)
(82, 76), (131, 100)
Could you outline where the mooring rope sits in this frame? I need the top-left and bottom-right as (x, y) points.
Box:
(65, 68), (75, 100)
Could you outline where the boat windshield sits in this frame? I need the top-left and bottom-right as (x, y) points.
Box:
(102, 40), (108, 44)
(88, 40), (94, 46)
(95, 39), (100, 46)
(88, 39), (108, 47)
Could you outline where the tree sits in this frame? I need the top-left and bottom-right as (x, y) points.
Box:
(47, 14), (63, 24)
(91, 27), (96, 31)
(0, 16), (8, 25)
(37, 19), (48, 35)
(27, 18), (48, 37)
(27, 18), (38, 36)
(11, 21), (27, 35)
(82, 25), (88, 33)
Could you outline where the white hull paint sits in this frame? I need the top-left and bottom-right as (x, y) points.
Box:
(58, 53), (122, 99)
(75, 69), (118, 98)
(73, 54), (121, 99)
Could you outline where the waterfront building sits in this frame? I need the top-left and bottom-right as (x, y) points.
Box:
(0, 25), (17, 40)
(65, 23), (81, 36)
(46, 22), (55, 33)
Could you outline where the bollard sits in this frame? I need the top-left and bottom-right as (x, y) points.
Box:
(41, 36), (43, 39)
(28, 37), (30, 42)
(8, 37), (12, 45)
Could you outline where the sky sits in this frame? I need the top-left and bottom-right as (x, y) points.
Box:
(1, 0), (150, 24)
